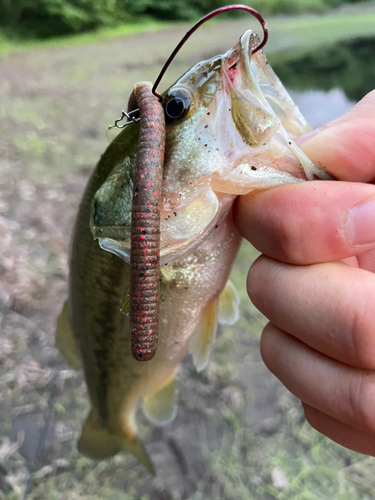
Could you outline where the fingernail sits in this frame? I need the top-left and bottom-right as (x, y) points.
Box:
(294, 128), (322, 145)
(345, 198), (375, 245)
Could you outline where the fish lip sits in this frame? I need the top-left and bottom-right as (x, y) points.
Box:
(222, 30), (259, 88)
(239, 30), (260, 81)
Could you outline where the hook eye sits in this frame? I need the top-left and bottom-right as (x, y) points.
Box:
(162, 88), (192, 125)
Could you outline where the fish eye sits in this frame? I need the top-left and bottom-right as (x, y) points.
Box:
(162, 89), (191, 125)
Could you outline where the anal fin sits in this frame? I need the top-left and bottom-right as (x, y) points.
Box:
(218, 279), (240, 325)
(189, 297), (219, 372)
(142, 372), (178, 426)
(55, 300), (82, 370)
(78, 411), (154, 474)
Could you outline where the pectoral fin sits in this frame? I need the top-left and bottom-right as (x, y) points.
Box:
(189, 298), (219, 372)
(78, 411), (154, 474)
(142, 373), (178, 426)
(55, 301), (82, 370)
(218, 280), (240, 325)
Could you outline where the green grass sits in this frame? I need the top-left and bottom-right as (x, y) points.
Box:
(267, 9), (375, 62)
(0, 21), (168, 56)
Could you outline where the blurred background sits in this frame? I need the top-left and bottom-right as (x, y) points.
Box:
(1, 1), (375, 499)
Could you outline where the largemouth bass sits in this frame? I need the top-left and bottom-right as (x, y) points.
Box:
(56, 30), (331, 472)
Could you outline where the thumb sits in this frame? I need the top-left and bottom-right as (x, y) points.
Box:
(295, 90), (375, 183)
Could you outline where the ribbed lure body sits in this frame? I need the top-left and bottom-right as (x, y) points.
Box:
(130, 82), (165, 362)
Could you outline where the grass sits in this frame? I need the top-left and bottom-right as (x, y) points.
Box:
(267, 8), (375, 62)
(0, 21), (168, 56)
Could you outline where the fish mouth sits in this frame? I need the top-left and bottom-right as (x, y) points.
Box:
(220, 30), (280, 150)
(222, 29), (314, 141)
(94, 189), (234, 266)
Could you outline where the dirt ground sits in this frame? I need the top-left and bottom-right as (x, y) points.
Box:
(1, 18), (375, 500)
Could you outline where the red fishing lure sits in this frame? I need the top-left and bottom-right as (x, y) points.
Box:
(130, 83), (165, 361)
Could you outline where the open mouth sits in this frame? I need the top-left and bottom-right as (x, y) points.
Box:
(221, 31), (280, 150)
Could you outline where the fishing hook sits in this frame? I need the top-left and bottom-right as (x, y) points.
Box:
(109, 4), (268, 129)
(152, 4), (268, 101)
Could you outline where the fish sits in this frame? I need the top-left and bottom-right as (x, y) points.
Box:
(55, 29), (331, 472)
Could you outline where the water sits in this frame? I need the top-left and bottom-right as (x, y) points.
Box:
(272, 36), (375, 127)
(290, 88), (354, 129)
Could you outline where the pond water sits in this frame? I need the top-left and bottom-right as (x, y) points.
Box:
(272, 36), (375, 127)
(290, 87), (354, 128)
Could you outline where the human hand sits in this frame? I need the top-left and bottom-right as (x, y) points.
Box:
(233, 90), (375, 455)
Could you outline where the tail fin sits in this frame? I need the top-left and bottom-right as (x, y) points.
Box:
(78, 411), (154, 474)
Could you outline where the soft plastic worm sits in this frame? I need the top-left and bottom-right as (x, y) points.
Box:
(130, 82), (166, 362)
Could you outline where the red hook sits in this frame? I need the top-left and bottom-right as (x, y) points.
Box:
(152, 4), (268, 101)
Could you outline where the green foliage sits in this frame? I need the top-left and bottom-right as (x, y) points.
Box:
(0, 0), (371, 39)
(121, 0), (200, 21)
(0, 0), (129, 38)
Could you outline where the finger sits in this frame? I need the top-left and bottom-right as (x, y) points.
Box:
(260, 324), (375, 435)
(249, 257), (375, 369)
(303, 403), (375, 457)
(234, 180), (375, 264)
(296, 90), (375, 182)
